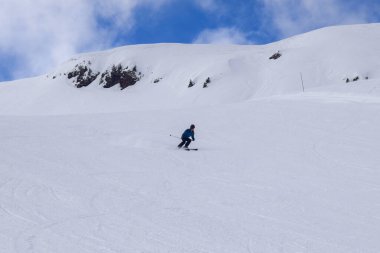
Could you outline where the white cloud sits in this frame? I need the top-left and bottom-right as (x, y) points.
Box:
(0, 0), (170, 80)
(260, 0), (377, 38)
(193, 27), (251, 45)
(194, 0), (218, 11)
(93, 0), (169, 29)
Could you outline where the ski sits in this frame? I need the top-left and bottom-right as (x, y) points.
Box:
(184, 148), (198, 151)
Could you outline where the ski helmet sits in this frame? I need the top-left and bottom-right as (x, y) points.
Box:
(190, 124), (195, 129)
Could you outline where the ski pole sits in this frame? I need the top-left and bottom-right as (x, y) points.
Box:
(170, 134), (181, 139)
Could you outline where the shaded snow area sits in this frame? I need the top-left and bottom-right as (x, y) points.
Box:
(1, 24), (380, 252)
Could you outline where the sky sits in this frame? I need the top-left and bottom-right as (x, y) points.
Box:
(0, 0), (379, 82)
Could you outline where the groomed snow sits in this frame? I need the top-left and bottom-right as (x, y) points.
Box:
(0, 24), (380, 252)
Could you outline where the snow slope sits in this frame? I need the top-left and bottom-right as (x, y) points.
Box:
(0, 23), (379, 115)
(0, 24), (380, 253)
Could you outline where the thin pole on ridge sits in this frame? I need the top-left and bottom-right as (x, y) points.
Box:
(300, 72), (305, 92)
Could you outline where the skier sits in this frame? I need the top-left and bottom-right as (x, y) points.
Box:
(178, 124), (195, 149)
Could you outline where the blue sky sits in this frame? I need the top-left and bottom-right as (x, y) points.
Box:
(1, 0), (379, 82)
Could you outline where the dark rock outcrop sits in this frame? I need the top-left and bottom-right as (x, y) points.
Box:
(153, 77), (162, 84)
(269, 51), (282, 60)
(203, 77), (211, 88)
(67, 62), (100, 88)
(346, 75), (368, 83)
(100, 64), (142, 89)
(188, 79), (195, 88)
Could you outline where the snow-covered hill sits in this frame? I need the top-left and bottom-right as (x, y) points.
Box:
(0, 24), (380, 253)
(1, 23), (380, 115)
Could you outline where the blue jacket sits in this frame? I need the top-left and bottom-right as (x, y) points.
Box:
(182, 129), (195, 140)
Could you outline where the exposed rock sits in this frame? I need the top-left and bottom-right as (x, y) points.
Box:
(153, 77), (162, 84)
(269, 51), (282, 60)
(67, 62), (100, 88)
(203, 77), (211, 88)
(188, 79), (195, 88)
(100, 64), (142, 90)
(346, 75), (367, 83)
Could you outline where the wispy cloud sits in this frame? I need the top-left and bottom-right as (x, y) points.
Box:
(259, 0), (379, 38)
(194, 0), (218, 11)
(193, 27), (251, 44)
(0, 0), (170, 80)
(1, 0), (378, 81)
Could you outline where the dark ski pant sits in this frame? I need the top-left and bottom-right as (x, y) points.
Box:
(178, 137), (192, 148)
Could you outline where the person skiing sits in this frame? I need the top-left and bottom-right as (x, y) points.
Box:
(178, 124), (195, 149)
